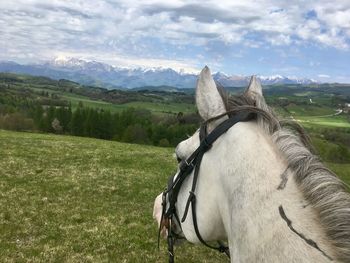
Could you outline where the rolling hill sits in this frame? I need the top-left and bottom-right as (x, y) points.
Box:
(0, 130), (228, 262)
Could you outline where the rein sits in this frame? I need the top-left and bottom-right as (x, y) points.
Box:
(158, 111), (255, 262)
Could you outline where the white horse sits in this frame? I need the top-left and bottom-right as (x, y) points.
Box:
(154, 66), (350, 262)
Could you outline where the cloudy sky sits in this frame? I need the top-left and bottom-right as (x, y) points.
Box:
(0, 0), (349, 82)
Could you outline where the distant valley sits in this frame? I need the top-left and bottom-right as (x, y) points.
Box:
(0, 71), (349, 163)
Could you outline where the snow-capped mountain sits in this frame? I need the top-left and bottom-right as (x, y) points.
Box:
(259, 75), (317, 85)
(0, 57), (318, 89)
(50, 57), (115, 72)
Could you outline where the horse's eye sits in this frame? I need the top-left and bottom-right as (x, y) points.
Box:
(176, 157), (182, 163)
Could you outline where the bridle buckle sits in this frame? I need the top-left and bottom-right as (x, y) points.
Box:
(185, 159), (194, 168)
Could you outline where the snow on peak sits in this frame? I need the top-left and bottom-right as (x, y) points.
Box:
(34, 56), (319, 87)
(51, 56), (88, 67)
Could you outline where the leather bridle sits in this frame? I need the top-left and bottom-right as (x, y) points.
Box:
(158, 111), (255, 263)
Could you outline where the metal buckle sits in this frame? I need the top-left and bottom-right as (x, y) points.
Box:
(185, 158), (194, 168)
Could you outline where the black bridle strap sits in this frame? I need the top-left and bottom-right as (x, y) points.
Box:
(180, 111), (254, 255)
(158, 191), (167, 250)
(167, 215), (175, 263)
(180, 138), (228, 253)
(161, 110), (255, 262)
(180, 151), (204, 223)
(167, 111), (254, 217)
(181, 111), (254, 222)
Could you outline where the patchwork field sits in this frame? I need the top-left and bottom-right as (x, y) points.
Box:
(0, 130), (226, 262)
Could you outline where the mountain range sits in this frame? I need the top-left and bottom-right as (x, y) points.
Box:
(0, 57), (318, 89)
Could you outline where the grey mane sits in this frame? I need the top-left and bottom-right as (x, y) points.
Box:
(218, 85), (350, 262)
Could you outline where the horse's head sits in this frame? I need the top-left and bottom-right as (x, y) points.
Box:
(153, 66), (350, 263)
(153, 66), (263, 245)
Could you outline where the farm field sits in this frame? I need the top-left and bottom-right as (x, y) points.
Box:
(0, 130), (227, 262)
(123, 101), (195, 114)
(28, 86), (195, 115)
(281, 102), (350, 128)
(296, 115), (350, 128)
(52, 90), (195, 115)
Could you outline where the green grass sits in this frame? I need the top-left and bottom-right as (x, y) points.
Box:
(123, 101), (195, 114)
(27, 86), (194, 115)
(296, 115), (350, 128)
(0, 130), (226, 262)
(0, 129), (349, 262)
(286, 104), (335, 116)
(27, 86), (117, 111)
(275, 102), (350, 128)
(61, 94), (119, 112)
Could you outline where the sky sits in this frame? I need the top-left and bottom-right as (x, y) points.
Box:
(0, 0), (349, 82)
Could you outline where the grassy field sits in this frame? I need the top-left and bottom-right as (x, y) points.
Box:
(296, 115), (350, 128)
(123, 101), (195, 114)
(0, 130), (226, 262)
(285, 104), (335, 116)
(28, 86), (191, 114)
(61, 93), (194, 115)
(60, 93), (195, 115)
(27, 86), (122, 113)
(1, 130), (349, 262)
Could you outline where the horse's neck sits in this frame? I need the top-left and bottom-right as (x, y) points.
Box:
(219, 122), (335, 262)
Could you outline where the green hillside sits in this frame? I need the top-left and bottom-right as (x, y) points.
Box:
(0, 130), (226, 262)
(0, 72), (195, 115)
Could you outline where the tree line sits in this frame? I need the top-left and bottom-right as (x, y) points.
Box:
(0, 99), (198, 147)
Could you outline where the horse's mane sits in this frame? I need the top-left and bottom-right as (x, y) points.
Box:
(217, 84), (350, 262)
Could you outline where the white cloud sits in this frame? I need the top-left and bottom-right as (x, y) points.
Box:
(0, 0), (349, 68)
(318, 74), (330, 78)
(309, 61), (321, 67)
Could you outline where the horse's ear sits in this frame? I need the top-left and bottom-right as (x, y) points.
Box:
(245, 75), (263, 99)
(196, 66), (226, 121)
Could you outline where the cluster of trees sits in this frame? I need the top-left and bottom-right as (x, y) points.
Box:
(0, 99), (199, 147)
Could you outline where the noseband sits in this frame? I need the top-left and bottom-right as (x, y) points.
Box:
(158, 111), (255, 262)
